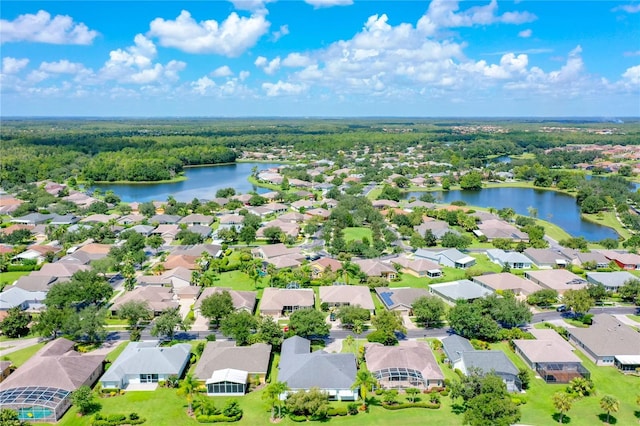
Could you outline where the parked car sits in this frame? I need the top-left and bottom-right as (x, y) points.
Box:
(556, 304), (567, 312)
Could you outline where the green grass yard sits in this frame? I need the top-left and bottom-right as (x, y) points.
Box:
(1, 342), (46, 367)
(343, 227), (373, 243)
(0, 270), (31, 287)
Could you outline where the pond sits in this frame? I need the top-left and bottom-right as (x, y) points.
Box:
(404, 187), (618, 241)
(92, 162), (282, 203)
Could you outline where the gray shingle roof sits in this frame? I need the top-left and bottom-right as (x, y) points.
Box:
(441, 335), (474, 364)
(194, 342), (271, 381)
(461, 351), (519, 376)
(569, 314), (640, 357)
(278, 336), (356, 390)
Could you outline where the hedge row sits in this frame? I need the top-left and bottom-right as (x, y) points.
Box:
(90, 412), (145, 426)
(196, 414), (242, 423)
(382, 402), (441, 410)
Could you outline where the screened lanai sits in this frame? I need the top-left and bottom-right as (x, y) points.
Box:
(0, 386), (71, 423)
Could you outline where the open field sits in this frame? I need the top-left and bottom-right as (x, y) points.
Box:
(343, 227), (373, 243)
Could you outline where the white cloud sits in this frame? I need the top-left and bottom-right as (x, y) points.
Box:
(417, 0), (536, 36)
(2, 57), (29, 74)
(272, 25), (289, 41)
(228, 0), (274, 12)
(211, 65), (234, 77)
(612, 4), (640, 13)
(282, 53), (313, 67)
(518, 28), (532, 38)
(148, 10), (270, 56)
(39, 60), (85, 74)
(100, 34), (185, 85)
(255, 56), (281, 74)
(262, 80), (307, 96)
(239, 70), (250, 81)
(304, 0), (353, 8)
(622, 65), (640, 85)
(0, 10), (98, 45)
(192, 76), (216, 95)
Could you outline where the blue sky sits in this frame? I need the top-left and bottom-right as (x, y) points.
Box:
(1, 0), (639, 117)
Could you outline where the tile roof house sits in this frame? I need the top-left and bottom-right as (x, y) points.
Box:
(278, 336), (358, 401)
(365, 341), (444, 390)
(110, 286), (178, 316)
(524, 269), (588, 295)
(260, 288), (315, 317)
(598, 250), (640, 270)
(568, 314), (640, 370)
(99, 340), (191, 390)
(389, 255), (442, 278)
(32, 262), (90, 279)
(473, 272), (542, 296)
(137, 267), (193, 289)
(310, 257), (342, 278)
(475, 220), (528, 241)
(0, 338), (104, 422)
(429, 280), (493, 304)
(374, 287), (430, 313)
(13, 275), (58, 292)
(178, 214), (214, 226)
(218, 214), (245, 230)
(194, 287), (257, 317)
(319, 285), (375, 313)
(149, 214), (181, 224)
(194, 341), (272, 395)
(586, 271), (637, 292)
(523, 248), (570, 269)
(560, 249), (610, 269)
(353, 259), (397, 280)
(486, 249), (533, 269)
(415, 248), (476, 269)
(513, 329), (589, 383)
(414, 220), (455, 240)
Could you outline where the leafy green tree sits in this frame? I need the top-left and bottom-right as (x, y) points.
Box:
(33, 306), (68, 339)
(566, 377), (595, 398)
(378, 185), (401, 202)
(598, 238), (619, 249)
(216, 187), (236, 198)
(71, 385), (98, 415)
(200, 291), (234, 327)
(285, 387), (329, 419)
(0, 307), (31, 338)
(527, 289), (558, 307)
(464, 391), (520, 426)
(619, 279), (640, 304)
(0, 408), (29, 426)
(45, 270), (113, 309)
(146, 234), (164, 252)
(139, 201), (156, 217)
(423, 229), (438, 246)
(351, 369), (377, 406)
(412, 295), (445, 327)
(382, 389), (399, 405)
(441, 231), (472, 249)
(562, 288), (594, 315)
(220, 311), (258, 346)
(118, 300), (152, 333)
(256, 316), (284, 349)
(405, 387), (420, 403)
(448, 300), (501, 342)
(459, 171), (483, 190)
(176, 229), (203, 245)
(599, 395), (619, 424)
(552, 392), (573, 424)
(336, 305), (370, 327)
(62, 306), (108, 343)
(288, 308), (330, 339)
(393, 176), (411, 188)
(151, 308), (186, 341)
(239, 225), (257, 245)
(371, 310), (406, 344)
(263, 227), (285, 244)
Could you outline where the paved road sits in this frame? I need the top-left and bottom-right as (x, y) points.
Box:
(102, 305), (639, 344)
(0, 337), (42, 356)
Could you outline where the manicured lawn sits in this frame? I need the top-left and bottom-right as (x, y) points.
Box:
(105, 341), (128, 363)
(0, 270), (31, 287)
(583, 211), (632, 241)
(217, 270), (260, 292)
(627, 314), (640, 323)
(366, 187), (382, 200)
(1, 342), (46, 367)
(343, 227), (373, 243)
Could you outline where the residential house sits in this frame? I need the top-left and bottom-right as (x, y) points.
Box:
(151, 224), (180, 244)
(59, 243), (111, 265)
(319, 285), (375, 314)
(32, 263), (90, 279)
(485, 249), (533, 269)
(128, 224), (156, 236)
(13, 244), (61, 264)
(194, 287), (257, 317)
(415, 248), (476, 269)
(0, 361), (11, 382)
(372, 200), (399, 209)
(99, 340), (191, 389)
(218, 214), (244, 230)
(375, 287), (430, 313)
(13, 275), (58, 292)
(524, 269), (588, 295)
(513, 329), (589, 383)
(179, 214), (214, 227)
(256, 220), (300, 240)
(49, 214), (80, 226)
(310, 257), (342, 279)
(10, 213), (53, 225)
(260, 288), (315, 317)
(441, 335), (474, 365)
(414, 220), (454, 240)
(117, 214), (145, 225)
(0, 196), (23, 215)
(110, 287), (178, 316)
(278, 336), (358, 400)
(586, 271), (637, 292)
(278, 212), (310, 223)
(149, 214), (181, 224)
(568, 314), (640, 370)
(429, 280), (493, 305)
(389, 255), (442, 278)
(365, 341), (445, 390)
(137, 267), (192, 289)
(353, 259), (397, 281)
(459, 351), (521, 392)
(163, 254), (198, 270)
(80, 214), (119, 224)
(0, 338), (104, 423)
(252, 244), (305, 270)
(473, 272), (542, 296)
(523, 248), (570, 269)
(560, 249), (610, 269)
(291, 199), (314, 211)
(0, 286), (47, 312)
(475, 219), (528, 241)
(305, 208), (331, 220)
(194, 342), (272, 395)
(599, 250), (640, 270)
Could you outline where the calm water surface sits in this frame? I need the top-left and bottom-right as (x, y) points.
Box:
(93, 162), (281, 203)
(405, 187), (618, 241)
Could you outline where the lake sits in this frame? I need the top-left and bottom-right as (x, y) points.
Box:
(404, 187), (618, 241)
(92, 162), (281, 203)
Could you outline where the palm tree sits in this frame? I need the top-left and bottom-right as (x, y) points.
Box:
(600, 395), (619, 424)
(177, 373), (199, 414)
(344, 335), (355, 352)
(351, 369), (378, 408)
(262, 381), (289, 419)
(552, 392), (573, 424)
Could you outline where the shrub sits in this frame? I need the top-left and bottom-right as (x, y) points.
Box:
(206, 334), (217, 342)
(366, 330), (397, 346)
(347, 403), (359, 415)
(289, 414), (307, 422)
(381, 402), (440, 410)
(107, 414), (126, 422)
(129, 413), (139, 421)
(327, 407), (348, 416)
